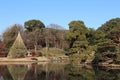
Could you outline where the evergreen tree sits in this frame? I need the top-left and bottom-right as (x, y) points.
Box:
(65, 20), (89, 55)
(7, 32), (27, 58)
(93, 18), (120, 64)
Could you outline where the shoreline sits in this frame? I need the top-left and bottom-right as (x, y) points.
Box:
(0, 56), (50, 62)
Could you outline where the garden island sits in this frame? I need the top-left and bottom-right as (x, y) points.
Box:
(1, 18), (120, 68)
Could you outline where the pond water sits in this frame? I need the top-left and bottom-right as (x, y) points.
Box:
(0, 62), (120, 80)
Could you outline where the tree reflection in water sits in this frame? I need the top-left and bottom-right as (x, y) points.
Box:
(6, 62), (67, 80)
(93, 65), (120, 80)
(65, 64), (97, 80)
(1, 63), (120, 80)
(0, 65), (13, 80)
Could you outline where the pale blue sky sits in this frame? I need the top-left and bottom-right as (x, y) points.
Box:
(0, 0), (120, 34)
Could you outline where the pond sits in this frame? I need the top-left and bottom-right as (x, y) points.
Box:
(0, 62), (120, 80)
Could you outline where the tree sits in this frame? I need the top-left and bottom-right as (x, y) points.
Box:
(0, 41), (4, 53)
(65, 20), (89, 55)
(24, 19), (45, 53)
(93, 18), (120, 64)
(92, 40), (117, 64)
(8, 32), (27, 58)
(24, 19), (45, 31)
(46, 24), (68, 49)
(93, 18), (120, 45)
(23, 31), (36, 49)
(47, 24), (65, 30)
(2, 24), (24, 53)
(97, 18), (120, 34)
(24, 29), (45, 54)
(86, 28), (96, 45)
(96, 18), (120, 41)
(0, 35), (3, 52)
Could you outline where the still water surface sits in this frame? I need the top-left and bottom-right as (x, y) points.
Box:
(0, 62), (120, 80)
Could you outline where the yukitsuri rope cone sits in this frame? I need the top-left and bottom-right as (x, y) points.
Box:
(8, 65), (28, 80)
(7, 32), (27, 58)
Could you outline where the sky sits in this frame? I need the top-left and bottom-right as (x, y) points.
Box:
(0, 0), (120, 35)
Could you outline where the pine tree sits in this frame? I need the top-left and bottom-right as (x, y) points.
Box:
(7, 32), (27, 58)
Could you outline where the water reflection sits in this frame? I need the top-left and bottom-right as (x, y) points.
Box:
(93, 65), (120, 80)
(0, 62), (67, 80)
(0, 62), (120, 80)
(65, 64), (97, 80)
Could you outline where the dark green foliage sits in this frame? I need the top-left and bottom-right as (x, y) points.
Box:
(65, 20), (96, 63)
(97, 41), (116, 53)
(97, 18), (120, 34)
(93, 41), (117, 63)
(24, 19), (45, 31)
(86, 28), (96, 45)
(93, 66), (120, 80)
(94, 18), (120, 45)
(94, 30), (107, 44)
(65, 64), (96, 80)
(108, 32), (120, 43)
(65, 20), (89, 55)
(93, 18), (120, 64)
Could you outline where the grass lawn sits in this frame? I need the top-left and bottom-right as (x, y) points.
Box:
(38, 47), (67, 57)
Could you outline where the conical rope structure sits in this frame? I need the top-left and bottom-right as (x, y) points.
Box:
(7, 32), (27, 58)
